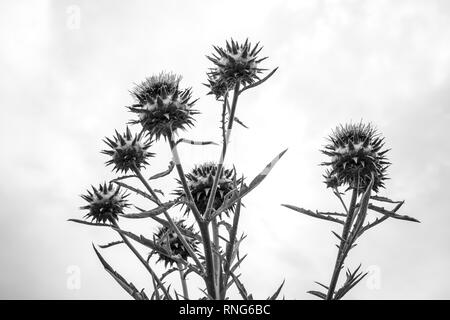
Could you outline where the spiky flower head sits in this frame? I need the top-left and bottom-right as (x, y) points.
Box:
(154, 220), (199, 267)
(206, 38), (266, 95)
(323, 169), (341, 189)
(321, 122), (390, 193)
(128, 72), (199, 140)
(80, 183), (129, 223)
(175, 162), (239, 217)
(204, 74), (230, 100)
(101, 127), (154, 173)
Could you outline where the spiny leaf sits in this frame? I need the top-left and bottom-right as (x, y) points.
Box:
(368, 203), (419, 223)
(214, 149), (287, 216)
(113, 181), (156, 202)
(334, 265), (368, 300)
(317, 211), (346, 217)
(332, 231), (343, 241)
(119, 200), (178, 219)
(314, 281), (329, 290)
(268, 280), (285, 300)
(68, 219), (113, 227)
(229, 254), (248, 275)
(358, 200), (405, 236)
(149, 161), (175, 180)
(239, 67), (279, 94)
(92, 244), (147, 300)
(281, 204), (345, 224)
(370, 195), (403, 204)
(113, 228), (171, 259)
(307, 290), (327, 300)
(230, 272), (249, 300)
(234, 117), (249, 129)
(160, 267), (178, 281)
(110, 175), (137, 182)
(176, 138), (218, 146)
(99, 240), (124, 249)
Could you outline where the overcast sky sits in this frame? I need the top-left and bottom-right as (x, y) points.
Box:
(1, 0), (450, 299)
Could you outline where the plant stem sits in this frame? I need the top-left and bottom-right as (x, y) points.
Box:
(131, 164), (204, 273)
(211, 218), (221, 299)
(111, 220), (171, 299)
(177, 261), (189, 300)
(205, 81), (241, 221)
(204, 81), (241, 298)
(221, 198), (242, 299)
(168, 135), (217, 299)
(326, 188), (358, 300)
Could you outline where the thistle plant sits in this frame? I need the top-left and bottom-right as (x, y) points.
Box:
(70, 38), (285, 300)
(70, 38), (416, 301)
(283, 122), (419, 300)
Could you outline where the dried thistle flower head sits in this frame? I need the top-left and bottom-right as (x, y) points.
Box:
(154, 220), (199, 267)
(101, 127), (154, 173)
(323, 169), (341, 189)
(128, 72), (198, 140)
(206, 38), (266, 94)
(204, 74), (230, 100)
(80, 183), (129, 223)
(175, 162), (238, 217)
(321, 122), (390, 193)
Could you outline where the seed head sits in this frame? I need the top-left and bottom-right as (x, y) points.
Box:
(128, 72), (198, 140)
(80, 183), (129, 223)
(321, 122), (390, 193)
(154, 220), (199, 267)
(323, 169), (341, 189)
(206, 38), (267, 96)
(102, 127), (154, 173)
(174, 162), (239, 217)
(204, 74), (231, 100)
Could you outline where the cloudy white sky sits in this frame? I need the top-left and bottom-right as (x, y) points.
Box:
(1, 0), (449, 299)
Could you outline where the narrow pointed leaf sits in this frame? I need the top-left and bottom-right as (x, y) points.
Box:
(99, 240), (124, 249)
(92, 244), (147, 300)
(149, 161), (175, 180)
(268, 280), (285, 300)
(281, 204), (345, 224)
(307, 290), (327, 300)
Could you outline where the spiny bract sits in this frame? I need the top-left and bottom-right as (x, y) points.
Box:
(102, 127), (154, 173)
(321, 122), (390, 193)
(153, 220), (199, 267)
(174, 162), (239, 217)
(128, 72), (198, 140)
(80, 183), (129, 223)
(206, 39), (267, 96)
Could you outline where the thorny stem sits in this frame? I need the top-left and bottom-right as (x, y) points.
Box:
(168, 135), (217, 299)
(177, 261), (189, 300)
(211, 218), (221, 299)
(326, 187), (359, 300)
(205, 81), (241, 221)
(205, 81), (241, 298)
(111, 220), (171, 299)
(131, 163), (204, 274)
(221, 197), (242, 299)
(211, 93), (230, 299)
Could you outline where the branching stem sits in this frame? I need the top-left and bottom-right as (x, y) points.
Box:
(177, 261), (189, 299)
(326, 188), (358, 300)
(167, 136), (217, 299)
(131, 163), (204, 274)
